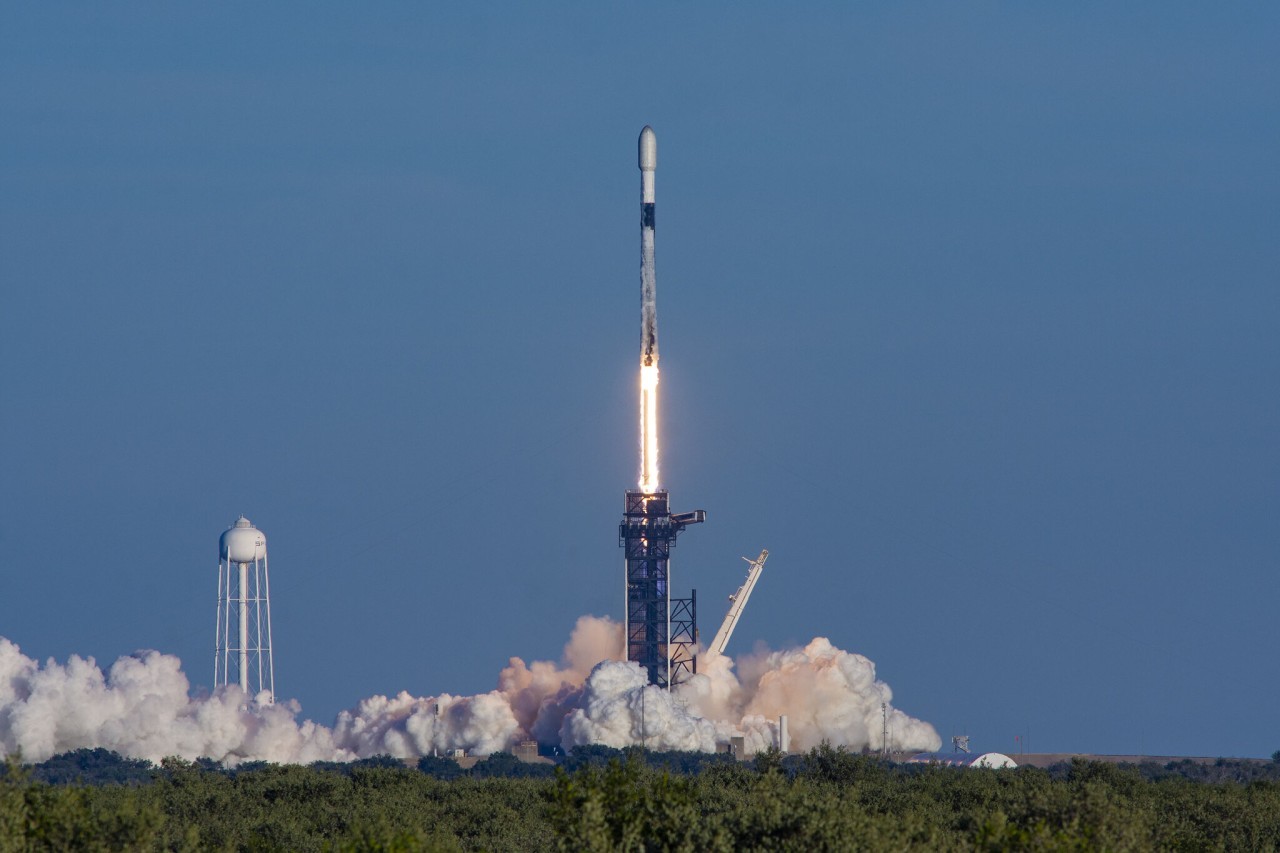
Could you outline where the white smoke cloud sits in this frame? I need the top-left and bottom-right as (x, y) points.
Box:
(498, 615), (622, 744)
(560, 662), (721, 752)
(0, 639), (342, 765)
(734, 638), (942, 753)
(0, 619), (938, 765)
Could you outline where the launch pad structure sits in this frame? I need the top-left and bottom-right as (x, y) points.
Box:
(621, 489), (705, 689)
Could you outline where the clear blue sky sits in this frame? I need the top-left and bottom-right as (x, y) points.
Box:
(2, 4), (1277, 757)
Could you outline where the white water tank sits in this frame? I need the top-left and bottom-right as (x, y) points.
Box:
(220, 516), (266, 564)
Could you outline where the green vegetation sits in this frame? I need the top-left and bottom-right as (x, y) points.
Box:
(4, 747), (1280, 850)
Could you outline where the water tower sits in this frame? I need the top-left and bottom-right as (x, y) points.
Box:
(215, 516), (274, 700)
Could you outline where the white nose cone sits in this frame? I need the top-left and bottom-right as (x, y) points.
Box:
(638, 125), (657, 171)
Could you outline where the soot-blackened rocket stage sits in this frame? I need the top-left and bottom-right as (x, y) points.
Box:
(621, 126), (706, 690)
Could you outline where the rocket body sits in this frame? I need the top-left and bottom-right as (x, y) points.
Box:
(639, 126), (658, 368)
(638, 126), (660, 492)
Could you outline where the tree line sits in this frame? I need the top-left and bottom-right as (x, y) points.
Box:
(3, 745), (1280, 850)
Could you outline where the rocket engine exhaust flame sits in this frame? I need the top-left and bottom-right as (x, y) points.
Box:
(639, 365), (659, 493)
(638, 125), (660, 493)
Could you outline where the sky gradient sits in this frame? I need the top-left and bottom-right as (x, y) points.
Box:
(2, 4), (1278, 758)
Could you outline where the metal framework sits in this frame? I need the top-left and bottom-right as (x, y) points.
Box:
(708, 549), (769, 657)
(620, 489), (705, 688)
(669, 591), (697, 685)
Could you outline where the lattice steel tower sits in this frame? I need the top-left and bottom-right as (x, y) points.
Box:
(620, 491), (705, 688)
(215, 516), (275, 700)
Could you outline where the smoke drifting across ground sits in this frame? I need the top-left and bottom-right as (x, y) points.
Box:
(0, 618), (939, 765)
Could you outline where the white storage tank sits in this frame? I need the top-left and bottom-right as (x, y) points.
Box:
(220, 516), (266, 564)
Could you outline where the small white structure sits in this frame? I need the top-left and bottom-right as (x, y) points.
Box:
(215, 516), (274, 700)
(908, 752), (1018, 769)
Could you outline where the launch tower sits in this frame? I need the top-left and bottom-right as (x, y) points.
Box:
(622, 126), (705, 689)
(621, 490), (704, 688)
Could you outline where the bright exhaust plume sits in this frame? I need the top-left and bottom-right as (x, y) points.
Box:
(639, 365), (660, 492)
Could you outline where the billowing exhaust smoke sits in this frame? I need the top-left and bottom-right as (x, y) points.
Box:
(0, 618), (938, 765)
